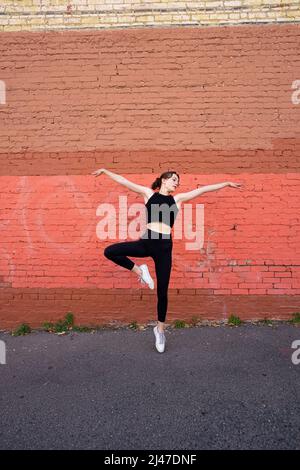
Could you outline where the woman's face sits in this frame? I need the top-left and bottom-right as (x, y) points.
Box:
(163, 174), (180, 192)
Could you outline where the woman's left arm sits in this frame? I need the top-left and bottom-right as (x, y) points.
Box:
(174, 181), (243, 204)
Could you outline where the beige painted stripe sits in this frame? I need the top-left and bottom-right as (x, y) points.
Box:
(0, 1), (300, 31)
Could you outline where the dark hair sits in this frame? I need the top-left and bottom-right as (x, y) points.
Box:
(151, 171), (180, 190)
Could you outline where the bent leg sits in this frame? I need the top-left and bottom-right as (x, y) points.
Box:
(104, 239), (149, 271)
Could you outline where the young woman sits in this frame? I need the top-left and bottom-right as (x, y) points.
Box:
(92, 168), (242, 353)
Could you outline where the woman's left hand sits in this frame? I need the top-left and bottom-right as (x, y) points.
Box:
(228, 181), (243, 189)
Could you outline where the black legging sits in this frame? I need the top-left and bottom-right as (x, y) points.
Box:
(104, 228), (173, 322)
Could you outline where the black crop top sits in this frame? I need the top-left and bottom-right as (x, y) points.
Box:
(145, 192), (179, 228)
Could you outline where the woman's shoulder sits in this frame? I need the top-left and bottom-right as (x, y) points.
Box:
(144, 190), (155, 205)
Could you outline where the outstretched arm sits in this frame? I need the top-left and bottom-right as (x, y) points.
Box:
(91, 168), (153, 197)
(174, 181), (242, 204)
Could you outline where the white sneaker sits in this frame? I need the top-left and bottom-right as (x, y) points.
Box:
(153, 326), (166, 353)
(138, 264), (154, 290)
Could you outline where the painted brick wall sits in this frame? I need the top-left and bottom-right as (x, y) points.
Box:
(1, 23), (300, 328)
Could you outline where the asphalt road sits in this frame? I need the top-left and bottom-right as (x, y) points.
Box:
(0, 323), (300, 450)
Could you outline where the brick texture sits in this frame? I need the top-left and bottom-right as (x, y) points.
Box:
(0, 1), (300, 32)
(0, 23), (300, 328)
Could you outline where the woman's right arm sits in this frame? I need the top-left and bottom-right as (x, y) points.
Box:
(92, 168), (153, 197)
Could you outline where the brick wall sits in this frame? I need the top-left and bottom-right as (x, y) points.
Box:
(0, 12), (300, 328)
(0, 1), (299, 32)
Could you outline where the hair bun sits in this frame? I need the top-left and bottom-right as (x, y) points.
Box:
(151, 175), (162, 190)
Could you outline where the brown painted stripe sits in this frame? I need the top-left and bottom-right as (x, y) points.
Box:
(1, 140), (300, 175)
(0, 288), (298, 329)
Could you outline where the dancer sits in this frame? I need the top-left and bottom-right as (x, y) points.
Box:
(92, 168), (242, 352)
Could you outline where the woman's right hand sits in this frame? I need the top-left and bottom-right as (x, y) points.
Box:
(91, 168), (105, 177)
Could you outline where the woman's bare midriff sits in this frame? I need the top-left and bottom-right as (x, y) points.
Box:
(146, 222), (171, 235)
